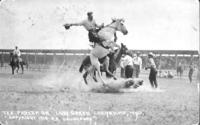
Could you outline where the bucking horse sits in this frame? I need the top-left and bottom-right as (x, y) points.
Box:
(79, 43), (128, 84)
(65, 18), (141, 88)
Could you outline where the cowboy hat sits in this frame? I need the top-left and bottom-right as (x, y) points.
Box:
(87, 11), (93, 16)
(136, 51), (141, 55)
(148, 52), (154, 57)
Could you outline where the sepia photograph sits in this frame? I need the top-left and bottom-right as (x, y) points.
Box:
(0, 0), (199, 125)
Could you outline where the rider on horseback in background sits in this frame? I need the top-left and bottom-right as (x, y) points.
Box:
(13, 46), (22, 65)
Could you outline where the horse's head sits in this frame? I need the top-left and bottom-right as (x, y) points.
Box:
(10, 52), (18, 62)
(120, 43), (128, 54)
(114, 43), (128, 63)
(111, 18), (128, 35)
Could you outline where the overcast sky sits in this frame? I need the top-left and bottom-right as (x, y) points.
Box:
(0, 0), (199, 50)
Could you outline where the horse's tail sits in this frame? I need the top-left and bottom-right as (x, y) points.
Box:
(79, 64), (84, 73)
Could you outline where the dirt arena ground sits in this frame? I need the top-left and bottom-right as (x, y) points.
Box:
(0, 68), (199, 125)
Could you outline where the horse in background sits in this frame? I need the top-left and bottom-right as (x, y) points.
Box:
(79, 43), (128, 84)
(9, 52), (28, 75)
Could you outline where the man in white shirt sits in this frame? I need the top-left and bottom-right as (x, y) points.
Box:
(123, 51), (134, 78)
(145, 52), (158, 88)
(120, 54), (126, 78)
(13, 46), (22, 63)
(13, 46), (21, 57)
(133, 51), (142, 78)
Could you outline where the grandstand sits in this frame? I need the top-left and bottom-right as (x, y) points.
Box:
(0, 49), (199, 70)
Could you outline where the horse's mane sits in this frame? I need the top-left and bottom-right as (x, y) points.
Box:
(103, 21), (115, 28)
(103, 18), (124, 28)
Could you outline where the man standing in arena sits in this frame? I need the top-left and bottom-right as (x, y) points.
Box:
(133, 51), (142, 78)
(120, 54), (126, 78)
(145, 52), (158, 88)
(188, 63), (194, 83)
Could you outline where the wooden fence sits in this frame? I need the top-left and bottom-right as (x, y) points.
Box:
(0, 49), (199, 70)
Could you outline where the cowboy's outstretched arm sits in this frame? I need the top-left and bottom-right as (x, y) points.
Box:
(63, 22), (82, 27)
(70, 23), (82, 26)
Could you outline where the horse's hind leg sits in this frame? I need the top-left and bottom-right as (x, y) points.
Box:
(92, 70), (98, 82)
(88, 66), (98, 83)
(104, 57), (117, 80)
(12, 67), (14, 75)
(83, 72), (88, 85)
(21, 63), (24, 74)
(16, 64), (19, 74)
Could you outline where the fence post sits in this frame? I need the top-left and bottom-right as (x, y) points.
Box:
(190, 54), (193, 64)
(53, 53), (56, 70)
(44, 53), (46, 65)
(34, 52), (37, 65)
(1, 52), (4, 67)
(34, 52), (37, 70)
(26, 52), (29, 70)
(43, 53), (46, 71)
(159, 54), (162, 69)
(53, 53), (56, 64)
(175, 53), (178, 69)
(63, 52), (66, 71)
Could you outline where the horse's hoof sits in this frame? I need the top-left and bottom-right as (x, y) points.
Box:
(133, 84), (139, 88)
(124, 79), (134, 88)
(113, 77), (117, 80)
(84, 79), (88, 85)
(102, 83), (107, 87)
(93, 77), (98, 82)
(138, 80), (144, 85)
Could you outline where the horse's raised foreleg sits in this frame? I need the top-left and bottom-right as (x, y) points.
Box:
(83, 71), (89, 85)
